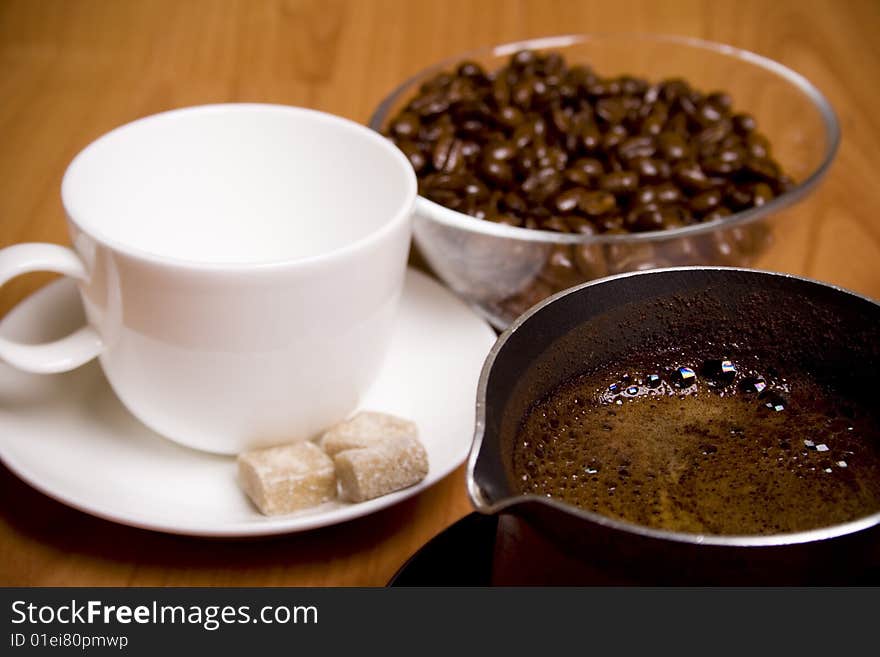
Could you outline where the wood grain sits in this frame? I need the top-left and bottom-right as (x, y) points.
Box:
(1, 0), (879, 586)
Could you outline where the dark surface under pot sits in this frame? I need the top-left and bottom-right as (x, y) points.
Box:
(389, 512), (880, 585)
(466, 267), (880, 585)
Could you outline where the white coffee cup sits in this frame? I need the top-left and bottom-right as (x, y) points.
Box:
(0, 104), (416, 454)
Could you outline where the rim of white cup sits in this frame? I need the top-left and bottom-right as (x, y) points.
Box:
(60, 103), (417, 271)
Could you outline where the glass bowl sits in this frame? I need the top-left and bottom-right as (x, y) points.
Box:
(369, 34), (839, 329)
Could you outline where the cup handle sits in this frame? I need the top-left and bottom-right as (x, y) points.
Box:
(0, 243), (104, 374)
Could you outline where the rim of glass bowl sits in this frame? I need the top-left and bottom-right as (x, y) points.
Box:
(368, 33), (840, 246)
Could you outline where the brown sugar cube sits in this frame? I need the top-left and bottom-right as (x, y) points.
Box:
(238, 441), (336, 515)
(319, 411), (418, 457)
(334, 435), (428, 503)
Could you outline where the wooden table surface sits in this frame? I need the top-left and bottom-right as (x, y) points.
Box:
(2, 0), (879, 586)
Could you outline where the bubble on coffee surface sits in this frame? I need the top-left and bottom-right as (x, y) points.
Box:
(512, 355), (880, 535)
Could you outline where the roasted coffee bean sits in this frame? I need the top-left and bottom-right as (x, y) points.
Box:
(653, 182), (683, 204)
(554, 187), (587, 214)
(498, 278), (554, 318)
(677, 93), (699, 119)
(501, 191), (528, 214)
(631, 157), (670, 183)
(597, 214), (625, 232)
(635, 186), (657, 206)
(775, 175), (795, 194)
(460, 140), (481, 160)
(599, 170), (639, 194)
(627, 204), (689, 232)
(660, 204), (692, 226)
(551, 104), (572, 133)
(424, 188), (461, 208)
(574, 242), (608, 278)
(562, 166), (592, 186)
(657, 131), (690, 161)
(618, 135), (656, 161)
(457, 60), (487, 80)
(537, 145), (568, 170)
(674, 161), (713, 191)
(512, 123), (535, 150)
(596, 97), (627, 124)
(696, 100), (724, 126)
(640, 112), (666, 136)
(554, 188), (587, 213)
(513, 146), (537, 176)
(540, 246), (582, 288)
(696, 118), (732, 145)
(705, 230), (741, 265)
(390, 112), (421, 139)
(702, 146), (745, 175)
(529, 207), (552, 221)
(744, 157), (781, 182)
(532, 78), (557, 106)
(706, 91), (733, 111)
(577, 121), (601, 151)
(485, 141), (516, 163)
(431, 136), (460, 172)
(422, 172), (467, 191)
(491, 214), (524, 227)
(602, 124), (629, 150)
(418, 114), (452, 142)
(396, 141), (427, 173)
(385, 47), (791, 242)
(747, 132), (771, 159)
(666, 111), (689, 135)
(413, 93), (450, 118)
(481, 159), (514, 186)
(725, 184), (754, 210)
(529, 116), (547, 139)
(462, 177), (489, 200)
(498, 105), (524, 129)
(512, 80), (534, 109)
(542, 52), (565, 75)
(604, 239), (657, 273)
(660, 78), (691, 104)
(512, 49), (537, 69)
(731, 223), (769, 258)
(732, 113), (757, 135)
(664, 234), (700, 262)
(626, 207), (666, 232)
(459, 118), (487, 136)
(447, 77), (478, 104)
(571, 157), (604, 178)
(690, 188), (723, 214)
(521, 167), (563, 201)
(752, 182), (775, 206)
(703, 206), (733, 222)
(578, 190), (617, 216)
(418, 71), (453, 94)
(586, 78), (611, 97)
(541, 216), (571, 233)
(565, 215), (597, 234)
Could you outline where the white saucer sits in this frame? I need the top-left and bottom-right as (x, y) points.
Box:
(0, 269), (496, 537)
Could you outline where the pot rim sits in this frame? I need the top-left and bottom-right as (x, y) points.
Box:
(467, 265), (880, 547)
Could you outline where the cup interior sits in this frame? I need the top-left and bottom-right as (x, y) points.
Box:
(62, 104), (416, 265)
